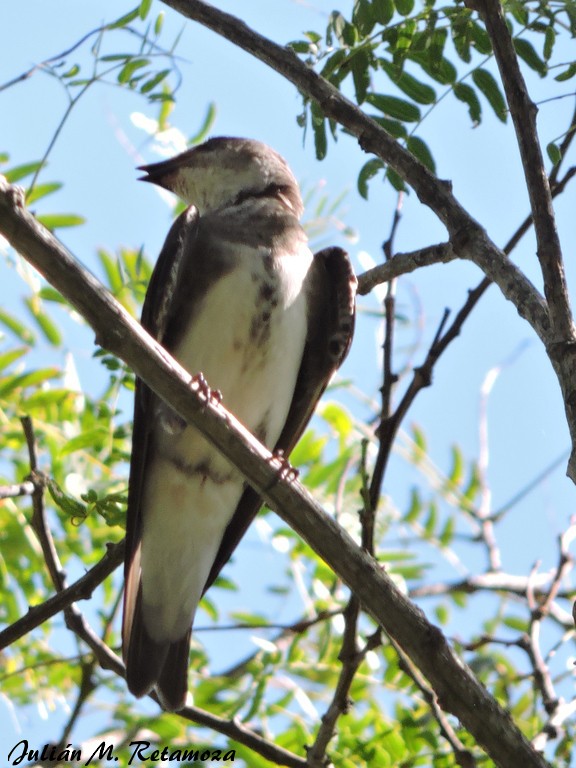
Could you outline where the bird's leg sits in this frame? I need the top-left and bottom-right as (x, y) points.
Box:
(190, 372), (223, 406)
(270, 449), (300, 483)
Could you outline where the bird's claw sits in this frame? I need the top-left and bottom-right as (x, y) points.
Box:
(271, 450), (299, 482)
(191, 373), (222, 406)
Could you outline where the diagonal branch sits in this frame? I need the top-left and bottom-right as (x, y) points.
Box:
(0, 179), (552, 767)
(0, 539), (125, 649)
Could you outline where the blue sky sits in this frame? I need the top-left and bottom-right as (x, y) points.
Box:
(2, 0), (576, 755)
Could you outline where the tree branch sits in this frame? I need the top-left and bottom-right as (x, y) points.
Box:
(479, 0), (573, 340)
(356, 242), (456, 296)
(0, 540), (125, 649)
(0, 179), (552, 767)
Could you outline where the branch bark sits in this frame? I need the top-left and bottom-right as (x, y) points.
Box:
(0, 178), (552, 767)
(478, 0), (573, 340)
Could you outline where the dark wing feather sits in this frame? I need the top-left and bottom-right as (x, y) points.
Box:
(203, 246), (356, 592)
(122, 207), (201, 709)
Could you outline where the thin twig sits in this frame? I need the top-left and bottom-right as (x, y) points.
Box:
(391, 637), (477, 767)
(0, 481), (35, 499)
(0, 540), (125, 649)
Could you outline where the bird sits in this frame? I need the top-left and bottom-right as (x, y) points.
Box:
(122, 136), (356, 712)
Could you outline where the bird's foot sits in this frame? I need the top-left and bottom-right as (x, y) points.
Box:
(191, 372), (223, 406)
(271, 450), (299, 483)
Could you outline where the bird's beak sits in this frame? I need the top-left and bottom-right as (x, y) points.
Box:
(137, 155), (185, 188)
(138, 162), (169, 187)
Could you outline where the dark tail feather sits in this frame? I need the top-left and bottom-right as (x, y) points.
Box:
(155, 632), (191, 712)
(124, 587), (190, 712)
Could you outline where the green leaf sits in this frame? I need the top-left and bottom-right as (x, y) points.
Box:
(503, 616), (528, 632)
(311, 102), (327, 160)
(62, 64), (80, 78)
(36, 213), (86, 230)
(367, 93), (421, 122)
(472, 68), (507, 122)
(98, 249), (123, 294)
(118, 58), (149, 84)
(25, 297), (62, 346)
(154, 11), (165, 36)
(543, 26), (555, 61)
(321, 402), (353, 440)
(321, 48), (350, 83)
(453, 82), (482, 124)
(0, 347), (28, 372)
(508, 0), (529, 25)
(60, 428), (110, 456)
(469, 21), (492, 55)
(386, 167), (406, 191)
(555, 62), (576, 82)
(352, 0), (375, 36)
(0, 309), (36, 344)
(351, 48), (371, 104)
(4, 161), (44, 183)
(394, 0), (414, 16)
(513, 38), (546, 76)
(373, 0), (394, 24)
(412, 424), (427, 455)
(546, 142), (562, 166)
(99, 53), (132, 62)
(290, 40), (314, 54)
(371, 116), (408, 138)
(304, 30), (322, 44)
(448, 444), (464, 486)
(381, 61), (436, 104)
(21, 389), (72, 409)
(25, 182), (63, 204)
(406, 136), (436, 172)
(424, 501), (438, 537)
(404, 488), (422, 523)
(357, 158), (385, 199)
(435, 604), (449, 625)
(47, 479), (87, 521)
(0, 367), (60, 397)
(108, 7), (140, 29)
(190, 105), (216, 146)
(439, 516), (455, 546)
(38, 287), (67, 304)
(412, 53), (457, 85)
(139, 0), (153, 20)
(329, 11), (358, 47)
(140, 69), (170, 94)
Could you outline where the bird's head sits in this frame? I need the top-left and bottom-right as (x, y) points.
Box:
(139, 137), (303, 217)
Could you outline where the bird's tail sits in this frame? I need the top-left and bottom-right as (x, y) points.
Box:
(123, 551), (190, 712)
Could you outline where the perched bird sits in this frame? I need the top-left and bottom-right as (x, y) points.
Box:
(122, 137), (356, 711)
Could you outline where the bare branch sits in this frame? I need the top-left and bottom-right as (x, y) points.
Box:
(0, 540), (125, 649)
(479, 0), (573, 340)
(0, 480), (35, 499)
(357, 242), (456, 296)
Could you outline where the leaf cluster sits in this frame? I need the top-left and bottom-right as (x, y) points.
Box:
(290, 0), (575, 195)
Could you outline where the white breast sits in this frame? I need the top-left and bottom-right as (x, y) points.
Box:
(174, 241), (311, 446)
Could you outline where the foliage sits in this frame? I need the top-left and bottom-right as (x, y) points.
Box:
(1, 0), (576, 767)
(290, 0), (576, 193)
